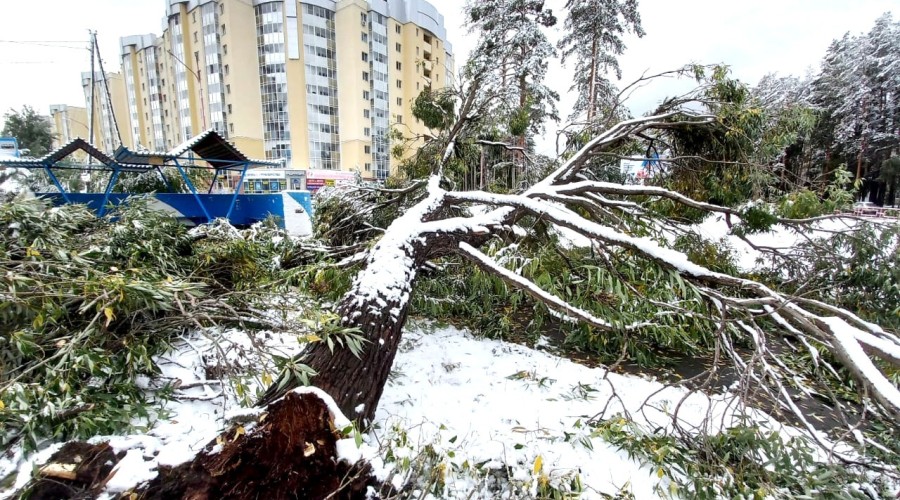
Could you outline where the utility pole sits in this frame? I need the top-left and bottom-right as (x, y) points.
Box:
(167, 49), (208, 133)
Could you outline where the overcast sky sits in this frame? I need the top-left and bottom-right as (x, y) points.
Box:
(0, 0), (894, 155)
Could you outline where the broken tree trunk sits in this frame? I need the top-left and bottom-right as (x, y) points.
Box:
(139, 390), (373, 499)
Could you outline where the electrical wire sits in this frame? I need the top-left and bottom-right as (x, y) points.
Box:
(0, 40), (88, 50)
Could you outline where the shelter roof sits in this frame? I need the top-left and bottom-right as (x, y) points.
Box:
(0, 137), (114, 168)
(115, 130), (280, 169)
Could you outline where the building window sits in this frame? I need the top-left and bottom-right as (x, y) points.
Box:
(227, 104), (232, 114)
(361, 32), (368, 43)
(221, 24), (226, 35)
(365, 162), (371, 171)
(224, 64), (229, 75)
(361, 52), (368, 62)
(220, 3), (224, 14)
(364, 145), (371, 154)
(362, 71), (369, 81)
(363, 90), (370, 100)
(229, 123), (234, 133)
(396, 61), (401, 71)
(363, 109), (370, 118)
(396, 79), (401, 88)
(360, 13), (367, 26)
(193, 31), (198, 42)
(395, 42), (401, 52)
(396, 97), (402, 106)
(226, 84), (231, 94)
(364, 127), (370, 137)
(397, 115), (402, 124)
(395, 25), (401, 34)
(223, 44), (228, 55)
(192, 11), (196, 23)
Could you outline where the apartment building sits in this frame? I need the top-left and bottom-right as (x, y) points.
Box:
(48, 105), (90, 150)
(80, 71), (133, 152)
(117, 0), (453, 180)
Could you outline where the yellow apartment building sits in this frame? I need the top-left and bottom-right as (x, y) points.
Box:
(116, 0), (454, 180)
(48, 105), (90, 150)
(80, 71), (133, 152)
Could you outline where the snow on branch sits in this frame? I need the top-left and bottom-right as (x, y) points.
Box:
(818, 317), (900, 416)
(458, 242), (616, 330)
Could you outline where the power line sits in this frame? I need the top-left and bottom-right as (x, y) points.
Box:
(0, 40), (87, 50)
(0, 39), (85, 43)
(0, 61), (67, 65)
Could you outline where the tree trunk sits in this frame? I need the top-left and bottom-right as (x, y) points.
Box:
(856, 97), (869, 180)
(290, 207), (492, 422)
(588, 36), (598, 122)
(302, 284), (413, 423)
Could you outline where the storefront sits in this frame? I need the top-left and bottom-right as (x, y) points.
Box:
(243, 169), (307, 193)
(305, 169), (357, 192)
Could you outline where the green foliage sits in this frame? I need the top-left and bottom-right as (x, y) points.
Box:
(412, 237), (727, 367)
(775, 165), (854, 218)
(193, 217), (297, 290)
(313, 183), (414, 247)
(0, 198), (202, 448)
(508, 106), (531, 138)
(593, 418), (885, 499)
(2, 105), (53, 157)
(775, 224), (900, 330)
(732, 204), (777, 237)
(654, 66), (824, 214)
(114, 170), (187, 194)
(298, 310), (367, 358)
(776, 189), (828, 219)
(672, 233), (738, 275)
(0, 198), (308, 449)
(412, 87), (456, 130)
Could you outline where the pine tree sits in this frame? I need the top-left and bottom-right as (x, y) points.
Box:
(557, 0), (645, 125)
(465, 0), (559, 139)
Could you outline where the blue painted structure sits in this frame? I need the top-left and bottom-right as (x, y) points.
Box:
(0, 131), (313, 230)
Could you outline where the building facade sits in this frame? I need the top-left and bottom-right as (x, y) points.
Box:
(48, 105), (90, 150)
(80, 71), (133, 153)
(115, 0), (453, 180)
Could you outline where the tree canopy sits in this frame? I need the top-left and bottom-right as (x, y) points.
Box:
(1, 105), (53, 157)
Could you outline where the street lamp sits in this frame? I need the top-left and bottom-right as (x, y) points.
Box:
(166, 48), (208, 132)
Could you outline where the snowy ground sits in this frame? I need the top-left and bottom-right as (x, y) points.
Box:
(0, 321), (848, 499)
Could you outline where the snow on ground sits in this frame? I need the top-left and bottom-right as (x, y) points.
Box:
(0, 322), (840, 499)
(281, 192), (313, 237)
(0, 168), (30, 196)
(0, 324), (305, 499)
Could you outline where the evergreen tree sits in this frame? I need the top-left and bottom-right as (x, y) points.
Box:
(809, 12), (899, 196)
(558, 0), (645, 125)
(465, 0), (559, 138)
(2, 106), (54, 157)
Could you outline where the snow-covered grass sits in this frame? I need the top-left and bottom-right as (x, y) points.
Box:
(1, 320), (873, 499)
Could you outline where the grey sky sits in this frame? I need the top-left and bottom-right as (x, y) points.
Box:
(0, 0), (894, 155)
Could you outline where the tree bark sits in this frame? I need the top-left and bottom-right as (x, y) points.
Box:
(588, 35), (598, 122)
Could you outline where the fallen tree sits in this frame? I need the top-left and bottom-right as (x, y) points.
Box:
(265, 82), (900, 432)
(20, 75), (899, 497)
